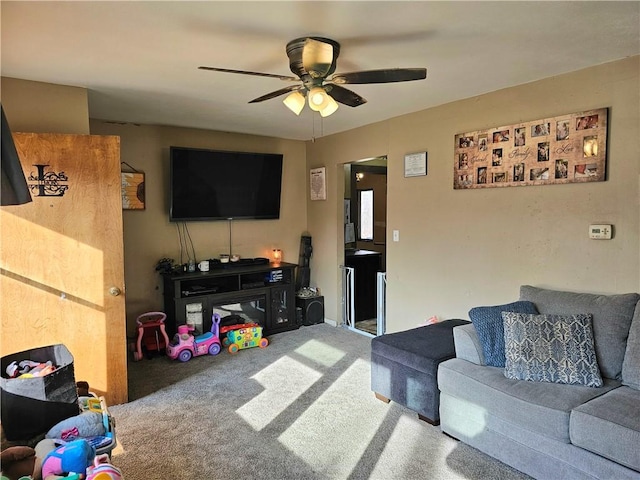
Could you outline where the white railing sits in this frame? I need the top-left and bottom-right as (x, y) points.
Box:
(341, 265), (355, 329)
(376, 271), (386, 336)
(341, 265), (386, 337)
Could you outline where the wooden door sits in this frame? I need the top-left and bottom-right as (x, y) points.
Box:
(0, 133), (127, 405)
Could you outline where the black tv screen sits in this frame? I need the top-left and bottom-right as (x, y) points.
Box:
(170, 147), (283, 222)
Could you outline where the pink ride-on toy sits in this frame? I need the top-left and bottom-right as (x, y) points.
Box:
(133, 311), (170, 361)
(167, 313), (222, 362)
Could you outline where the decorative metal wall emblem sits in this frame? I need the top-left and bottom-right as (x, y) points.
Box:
(28, 164), (69, 197)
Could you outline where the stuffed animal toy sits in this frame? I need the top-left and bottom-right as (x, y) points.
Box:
(85, 454), (122, 480)
(33, 439), (62, 480)
(40, 439), (95, 479)
(0, 445), (37, 480)
(5, 361), (56, 379)
(45, 412), (104, 441)
(0, 439), (65, 480)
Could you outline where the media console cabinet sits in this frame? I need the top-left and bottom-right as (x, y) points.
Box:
(162, 262), (298, 337)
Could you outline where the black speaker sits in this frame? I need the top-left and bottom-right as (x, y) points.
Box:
(296, 235), (313, 291)
(296, 296), (324, 326)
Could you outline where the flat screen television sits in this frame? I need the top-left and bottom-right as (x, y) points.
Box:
(170, 146), (283, 222)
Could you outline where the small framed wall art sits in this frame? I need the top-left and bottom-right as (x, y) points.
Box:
(121, 162), (145, 209)
(404, 151), (428, 177)
(310, 167), (327, 201)
(453, 108), (608, 189)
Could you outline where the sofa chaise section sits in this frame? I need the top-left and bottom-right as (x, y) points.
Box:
(371, 319), (469, 424)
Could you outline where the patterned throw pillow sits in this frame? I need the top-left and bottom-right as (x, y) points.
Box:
(502, 312), (603, 387)
(469, 301), (539, 367)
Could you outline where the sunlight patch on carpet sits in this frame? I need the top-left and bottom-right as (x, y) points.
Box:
(294, 339), (345, 367)
(370, 414), (458, 478)
(236, 355), (321, 431)
(278, 358), (388, 477)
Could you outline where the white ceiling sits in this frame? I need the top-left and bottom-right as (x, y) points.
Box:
(2, 1), (639, 141)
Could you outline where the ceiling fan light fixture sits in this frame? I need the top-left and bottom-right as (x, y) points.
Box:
(308, 87), (330, 112)
(303, 38), (334, 78)
(200, 37), (428, 119)
(320, 95), (339, 117)
(283, 91), (306, 115)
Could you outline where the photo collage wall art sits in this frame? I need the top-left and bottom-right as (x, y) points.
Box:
(453, 108), (607, 189)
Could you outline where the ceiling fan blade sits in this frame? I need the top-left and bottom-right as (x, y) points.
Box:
(302, 38), (334, 79)
(249, 85), (300, 103)
(198, 66), (298, 82)
(326, 85), (367, 108)
(331, 68), (427, 84)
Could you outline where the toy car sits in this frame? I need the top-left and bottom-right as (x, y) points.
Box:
(220, 322), (260, 347)
(227, 325), (268, 354)
(167, 313), (222, 362)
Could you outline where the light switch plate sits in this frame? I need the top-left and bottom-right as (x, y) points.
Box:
(589, 224), (612, 240)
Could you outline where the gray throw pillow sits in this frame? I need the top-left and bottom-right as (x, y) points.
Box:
(519, 285), (639, 380)
(469, 301), (538, 367)
(502, 312), (603, 388)
(622, 303), (640, 390)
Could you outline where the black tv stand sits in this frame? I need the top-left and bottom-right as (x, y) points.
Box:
(205, 257), (270, 270)
(162, 262), (298, 337)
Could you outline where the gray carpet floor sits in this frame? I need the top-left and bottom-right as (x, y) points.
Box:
(110, 323), (531, 480)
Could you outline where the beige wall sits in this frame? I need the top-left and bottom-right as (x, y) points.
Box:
(88, 121), (307, 335)
(1, 77), (90, 134)
(4, 56), (639, 339)
(307, 56), (640, 332)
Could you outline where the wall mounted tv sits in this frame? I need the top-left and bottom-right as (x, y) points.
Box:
(169, 146), (284, 222)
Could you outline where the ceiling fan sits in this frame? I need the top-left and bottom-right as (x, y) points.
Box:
(199, 37), (427, 117)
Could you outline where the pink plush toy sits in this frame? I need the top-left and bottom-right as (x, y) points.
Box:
(85, 454), (122, 480)
(40, 439), (95, 479)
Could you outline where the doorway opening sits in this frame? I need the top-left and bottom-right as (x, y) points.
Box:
(342, 157), (387, 336)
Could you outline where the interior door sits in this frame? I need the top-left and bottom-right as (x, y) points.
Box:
(0, 133), (127, 405)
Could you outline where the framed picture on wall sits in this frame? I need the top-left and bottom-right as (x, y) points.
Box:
(404, 151), (427, 177)
(121, 171), (145, 210)
(310, 167), (326, 200)
(453, 108), (608, 189)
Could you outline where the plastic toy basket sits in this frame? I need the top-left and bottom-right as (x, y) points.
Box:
(79, 395), (118, 457)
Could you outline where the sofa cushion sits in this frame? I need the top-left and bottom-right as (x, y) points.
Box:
(622, 302), (640, 390)
(570, 386), (640, 472)
(371, 319), (470, 373)
(469, 301), (538, 367)
(519, 285), (640, 380)
(502, 312), (603, 387)
(437, 357), (619, 443)
(452, 323), (486, 365)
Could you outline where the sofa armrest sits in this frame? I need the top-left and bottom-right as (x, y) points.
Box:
(453, 323), (486, 365)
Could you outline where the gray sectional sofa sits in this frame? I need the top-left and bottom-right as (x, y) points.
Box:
(438, 285), (640, 480)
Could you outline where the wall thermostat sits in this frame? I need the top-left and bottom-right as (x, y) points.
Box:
(589, 224), (612, 240)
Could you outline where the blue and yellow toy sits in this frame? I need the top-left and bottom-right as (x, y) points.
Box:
(227, 325), (268, 354)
